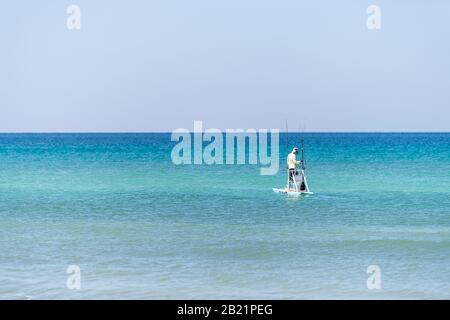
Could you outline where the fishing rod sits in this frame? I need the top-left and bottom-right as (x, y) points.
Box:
(301, 138), (306, 170)
(298, 121), (306, 171)
(285, 120), (289, 154)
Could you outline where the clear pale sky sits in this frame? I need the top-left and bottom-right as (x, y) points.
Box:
(1, 0), (449, 132)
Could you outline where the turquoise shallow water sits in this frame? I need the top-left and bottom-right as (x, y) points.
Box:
(0, 133), (449, 299)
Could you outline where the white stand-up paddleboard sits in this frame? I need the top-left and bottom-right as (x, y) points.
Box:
(272, 188), (314, 196)
(272, 171), (313, 196)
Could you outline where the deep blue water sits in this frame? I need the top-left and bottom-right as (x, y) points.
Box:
(0, 133), (449, 299)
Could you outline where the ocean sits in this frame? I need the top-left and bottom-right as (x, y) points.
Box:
(0, 133), (449, 299)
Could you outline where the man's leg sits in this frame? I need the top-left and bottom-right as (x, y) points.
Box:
(288, 169), (294, 190)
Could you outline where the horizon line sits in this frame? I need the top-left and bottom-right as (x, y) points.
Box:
(0, 131), (448, 134)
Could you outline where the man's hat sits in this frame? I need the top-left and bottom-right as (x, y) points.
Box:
(292, 147), (298, 152)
